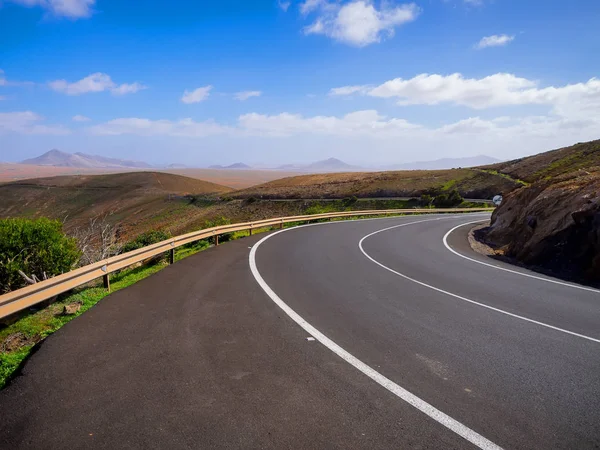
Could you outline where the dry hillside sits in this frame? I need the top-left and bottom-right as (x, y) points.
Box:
(161, 168), (299, 189)
(232, 168), (520, 200)
(0, 172), (231, 239)
(481, 139), (600, 183)
(0, 163), (300, 189)
(479, 139), (600, 283)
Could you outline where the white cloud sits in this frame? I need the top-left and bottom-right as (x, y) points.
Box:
(7, 0), (95, 19)
(277, 0), (291, 11)
(181, 86), (213, 104)
(331, 73), (600, 113)
(238, 110), (421, 137)
(300, 0), (332, 15)
(475, 34), (515, 49)
(85, 109), (600, 152)
(0, 111), (71, 135)
(329, 85), (370, 96)
(88, 117), (229, 137)
(48, 73), (147, 96)
(234, 90), (262, 101)
(110, 82), (147, 95)
(302, 0), (420, 47)
(83, 102), (600, 164)
(72, 114), (91, 122)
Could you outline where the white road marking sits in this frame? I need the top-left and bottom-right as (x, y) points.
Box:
(359, 221), (600, 344)
(443, 220), (600, 294)
(249, 216), (503, 450)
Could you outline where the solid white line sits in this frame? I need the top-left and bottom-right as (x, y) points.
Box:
(359, 221), (600, 344)
(249, 217), (503, 450)
(442, 221), (600, 294)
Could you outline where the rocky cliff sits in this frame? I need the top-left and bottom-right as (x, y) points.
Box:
(479, 140), (600, 283)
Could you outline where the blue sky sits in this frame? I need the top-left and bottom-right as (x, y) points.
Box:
(1, 0), (599, 166)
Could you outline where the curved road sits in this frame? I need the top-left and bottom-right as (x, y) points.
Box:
(1, 213), (599, 449)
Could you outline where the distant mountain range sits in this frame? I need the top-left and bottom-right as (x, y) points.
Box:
(275, 158), (362, 172)
(21, 149), (153, 169)
(387, 155), (501, 171)
(20, 150), (501, 173)
(208, 163), (252, 170)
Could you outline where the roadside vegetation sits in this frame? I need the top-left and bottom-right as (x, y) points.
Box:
(0, 218), (81, 293)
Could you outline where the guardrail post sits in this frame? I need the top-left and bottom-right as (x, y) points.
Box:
(279, 221), (284, 229)
(103, 274), (111, 292)
(249, 226), (253, 236)
(215, 235), (219, 246)
(169, 248), (175, 264)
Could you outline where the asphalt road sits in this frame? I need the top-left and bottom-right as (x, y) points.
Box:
(1, 213), (599, 449)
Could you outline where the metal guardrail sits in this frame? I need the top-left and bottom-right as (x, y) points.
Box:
(0, 208), (492, 319)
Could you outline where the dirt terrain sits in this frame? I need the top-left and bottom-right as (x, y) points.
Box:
(0, 164), (299, 190)
(0, 172), (232, 239)
(477, 139), (600, 283)
(231, 168), (519, 200)
(161, 168), (299, 189)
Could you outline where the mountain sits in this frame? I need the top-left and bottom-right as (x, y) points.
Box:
(389, 155), (501, 171)
(208, 163), (252, 170)
(306, 158), (360, 172)
(21, 149), (152, 169)
(276, 158), (361, 173)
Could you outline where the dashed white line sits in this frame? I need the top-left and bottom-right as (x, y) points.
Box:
(359, 220), (600, 344)
(442, 220), (600, 294)
(250, 216), (503, 450)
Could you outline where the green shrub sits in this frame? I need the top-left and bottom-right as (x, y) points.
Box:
(433, 194), (449, 207)
(122, 230), (172, 253)
(0, 218), (81, 293)
(342, 196), (358, 208)
(448, 189), (464, 205)
(433, 189), (463, 207)
(420, 194), (434, 207)
(203, 217), (232, 244)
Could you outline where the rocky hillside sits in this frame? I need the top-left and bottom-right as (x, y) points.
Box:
(479, 139), (600, 283)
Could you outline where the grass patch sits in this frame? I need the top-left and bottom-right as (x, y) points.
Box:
(477, 169), (529, 187)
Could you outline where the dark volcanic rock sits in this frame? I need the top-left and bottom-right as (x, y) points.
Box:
(483, 170), (600, 283)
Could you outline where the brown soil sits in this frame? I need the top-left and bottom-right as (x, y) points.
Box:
(232, 168), (519, 200)
(1, 332), (41, 353)
(0, 164), (300, 190)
